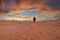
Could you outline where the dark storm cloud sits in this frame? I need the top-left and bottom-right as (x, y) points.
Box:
(0, 0), (2, 5)
(0, 0), (60, 15)
(47, 0), (60, 10)
(15, 0), (22, 5)
(0, 8), (9, 13)
(4, 0), (22, 5)
(0, 0), (5, 5)
(30, 0), (45, 4)
(0, 0), (16, 13)
(29, 0), (60, 10)
(0, 0), (60, 9)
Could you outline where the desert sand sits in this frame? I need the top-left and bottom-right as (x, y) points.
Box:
(0, 19), (60, 40)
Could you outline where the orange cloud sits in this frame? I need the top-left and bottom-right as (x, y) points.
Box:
(0, 0), (60, 16)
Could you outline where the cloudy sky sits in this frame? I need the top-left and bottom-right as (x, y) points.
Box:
(0, 0), (60, 21)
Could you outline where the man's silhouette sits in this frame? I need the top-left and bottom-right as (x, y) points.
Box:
(33, 16), (36, 22)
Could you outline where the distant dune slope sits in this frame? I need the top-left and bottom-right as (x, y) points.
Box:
(0, 19), (60, 40)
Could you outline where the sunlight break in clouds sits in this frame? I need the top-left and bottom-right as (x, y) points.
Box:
(0, 0), (60, 21)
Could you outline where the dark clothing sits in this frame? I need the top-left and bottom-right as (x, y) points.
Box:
(33, 17), (36, 22)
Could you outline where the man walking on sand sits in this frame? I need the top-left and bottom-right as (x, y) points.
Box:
(33, 16), (36, 22)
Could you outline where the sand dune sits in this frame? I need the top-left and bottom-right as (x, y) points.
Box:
(0, 19), (60, 40)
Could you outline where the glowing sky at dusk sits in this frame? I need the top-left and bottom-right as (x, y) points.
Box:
(0, 0), (60, 21)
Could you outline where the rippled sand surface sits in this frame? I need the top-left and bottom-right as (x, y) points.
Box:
(0, 20), (60, 40)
